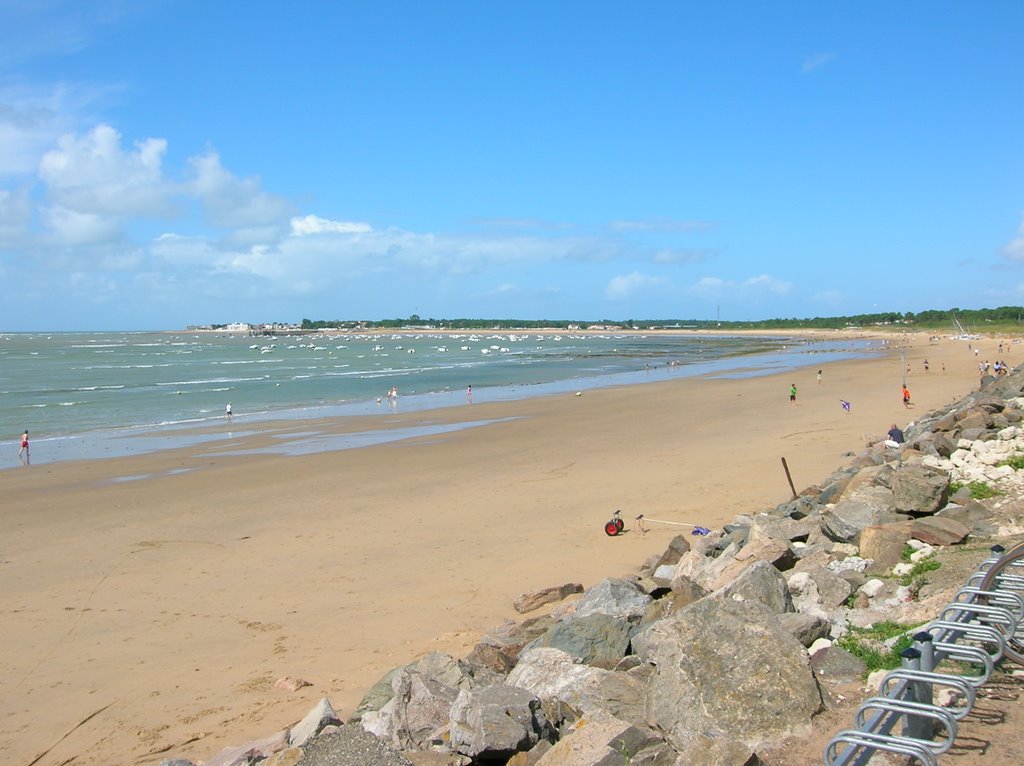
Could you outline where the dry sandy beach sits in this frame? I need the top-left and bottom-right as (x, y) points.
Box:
(0, 330), (1008, 765)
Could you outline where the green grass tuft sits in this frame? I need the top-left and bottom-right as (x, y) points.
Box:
(949, 480), (1001, 499)
(837, 622), (919, 673)
(998, 453), (1024, 470)
(901, 556), (941, 587)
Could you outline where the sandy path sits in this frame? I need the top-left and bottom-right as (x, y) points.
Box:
(0, 331), (1001, 765)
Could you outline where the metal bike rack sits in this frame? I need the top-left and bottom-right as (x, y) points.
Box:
(823, 546), (1016, 765)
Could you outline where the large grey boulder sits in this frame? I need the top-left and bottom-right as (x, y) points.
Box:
(713, 559), (793, 614)
(748, 513), (816, 544)
(289, 697), (338, 747)
(820, 485), (907, 543)
(810, 646), (867, 682)
(777, 611), (831, 647)
(857, 522), (912, 575)
(351, 653), (498, 729)
(360, 667), (460, 749)
(449, 685), (550, 760)
(533, 709), (677, 765)
(632, 597), (823, 752)
(573, 578), (653, 620)
(348, 665), (410, 724)
(792, 563), (853, 609)
(465, 615), (557, 675)
(205, 729), (289, 766)
(514, 583), (585, 614)
(935, 500), (999, 536)
(648, 534), (692, 571)
(911, 516), (971, 546)
(506, 648), (647, 724)
(672, 734), (762, 766)
(786, 571), (828, 621)
(729, 535), (799, 574)
(529, 613), (632, 668)
(891, 464), (950, 515)
(671, 541), (741, 591)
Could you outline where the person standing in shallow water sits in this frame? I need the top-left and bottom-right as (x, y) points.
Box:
(18, 429), (29, 465)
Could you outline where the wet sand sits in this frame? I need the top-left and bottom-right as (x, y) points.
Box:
(0, 331), (1001, 765)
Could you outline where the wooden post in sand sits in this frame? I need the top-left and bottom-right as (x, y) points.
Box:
(781, 457), (798, 499)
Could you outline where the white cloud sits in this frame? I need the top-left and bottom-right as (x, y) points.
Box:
(1005, 216), (1024, 262)
(606, 271), (666, 300)
(151, 232), (220, 265)
(40, 205), (120, 246)
(39, 124), (174, 217)
(3, 115), (734, 317)
(691, 276), (728, 296)
(291, 214), (372, 236)
(0, 83), (91, 176)
(742, 274), (792, 295)
(187, 151), (292, 230)
(689, 274), (791, 298)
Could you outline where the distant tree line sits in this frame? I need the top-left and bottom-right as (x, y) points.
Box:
(298, 307), (1024, 333)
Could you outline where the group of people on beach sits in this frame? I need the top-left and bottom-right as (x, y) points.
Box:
(788, 368), (912, 410)
(981, 360), (1010, 377)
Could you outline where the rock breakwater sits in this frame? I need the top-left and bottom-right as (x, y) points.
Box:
(164, 369), (1024, 766)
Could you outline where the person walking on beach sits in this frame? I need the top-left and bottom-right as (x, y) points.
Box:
(816, 369), (822, 385)
(902, 385), (912, 407)
(18, 429), (29, 465)
(789, 383), (797, 404)
(225, 402), (233, 419)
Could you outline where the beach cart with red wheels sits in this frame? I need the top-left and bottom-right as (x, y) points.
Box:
(604, 511), (712, 537)
(604, 510), (625, 536)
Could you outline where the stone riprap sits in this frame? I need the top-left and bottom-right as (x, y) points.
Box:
(163, 367), (1024, 766)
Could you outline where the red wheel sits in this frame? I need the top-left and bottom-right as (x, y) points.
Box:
(604, 520), (621, 536)
(615, 518), (624, 532)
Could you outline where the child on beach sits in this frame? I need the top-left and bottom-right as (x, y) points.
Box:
(789, 383), (797, 403)
(902, 386), (911, 407)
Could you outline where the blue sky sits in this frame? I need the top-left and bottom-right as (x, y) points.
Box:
(1, 1), (1023, 331)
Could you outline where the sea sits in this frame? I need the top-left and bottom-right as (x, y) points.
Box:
(0, 330), (880, 469)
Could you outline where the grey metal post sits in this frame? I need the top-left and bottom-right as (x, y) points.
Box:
(913, 633), (935, 707)
(899, 647), (931, 741)
(914, 632), (935, 675)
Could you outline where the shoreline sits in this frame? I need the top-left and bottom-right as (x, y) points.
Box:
(0, 330), (1000, 765)
(3, 331), (882, 472)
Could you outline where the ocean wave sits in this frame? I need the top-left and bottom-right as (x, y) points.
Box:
(156, 376), (268, 386)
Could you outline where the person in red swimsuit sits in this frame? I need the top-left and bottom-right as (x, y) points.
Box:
(18, 429), (29, 466)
